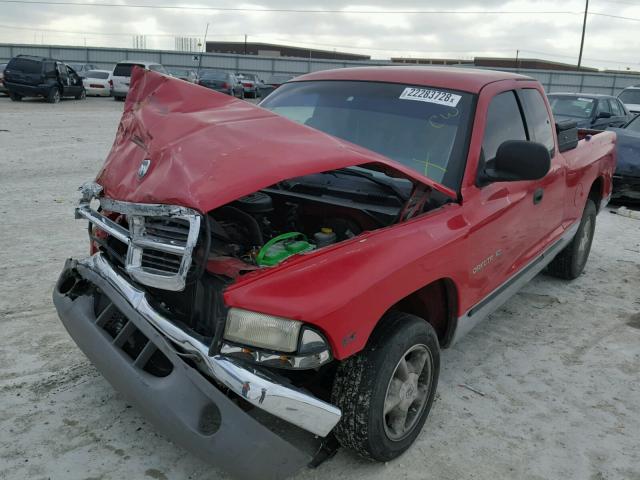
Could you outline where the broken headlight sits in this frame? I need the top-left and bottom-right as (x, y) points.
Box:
(222, 308), (332, 369)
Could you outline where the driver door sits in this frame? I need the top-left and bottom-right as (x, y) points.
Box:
(65, 66), (82, 96)
(56, 62), (70, 96)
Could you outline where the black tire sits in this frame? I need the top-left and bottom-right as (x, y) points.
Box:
(331, 311), (440, 462)
(9, 92), (23, 102)
(47, 87), (61, 104)
(547, 199), (597, 280)
(75, 89), (86, 100)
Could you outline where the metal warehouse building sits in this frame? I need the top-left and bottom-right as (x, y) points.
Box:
(206, 41), (371, 61)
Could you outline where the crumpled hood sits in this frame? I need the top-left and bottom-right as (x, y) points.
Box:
(96, 68), (455, 213)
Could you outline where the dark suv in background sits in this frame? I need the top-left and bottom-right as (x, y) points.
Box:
(4, 55), (86, 103)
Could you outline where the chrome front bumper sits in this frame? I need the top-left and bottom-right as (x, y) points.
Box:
(60, 253), (341, 438)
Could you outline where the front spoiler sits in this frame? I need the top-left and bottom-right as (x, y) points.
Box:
(52, 255), (338, 479)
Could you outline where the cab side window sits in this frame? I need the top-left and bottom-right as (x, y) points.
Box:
(519, 89), (555, 154)
(482, 91), (527, 162)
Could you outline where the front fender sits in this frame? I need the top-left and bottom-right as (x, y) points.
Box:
(224, 203), (469, 359)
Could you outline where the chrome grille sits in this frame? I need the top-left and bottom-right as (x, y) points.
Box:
(77, 197), (201, 291)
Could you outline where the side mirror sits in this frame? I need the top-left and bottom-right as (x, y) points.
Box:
(479, 140), (551, 185)
(596, 111), (612, 119)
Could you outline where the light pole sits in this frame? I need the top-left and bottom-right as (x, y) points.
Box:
(577, 0), (589, 69)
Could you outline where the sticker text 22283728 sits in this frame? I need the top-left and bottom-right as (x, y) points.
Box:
(399, 87), (462, 107)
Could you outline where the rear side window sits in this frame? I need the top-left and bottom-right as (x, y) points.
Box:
(43, 62), (56, 75)
(113, 63), (144, 77)
(519, 89), (555, 153)
(8, 57), (41, 74)
(482, 91), (527, 161)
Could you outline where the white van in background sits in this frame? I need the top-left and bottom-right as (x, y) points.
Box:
(111, 60), (167, 101)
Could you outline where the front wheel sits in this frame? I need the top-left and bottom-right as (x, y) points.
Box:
(75, 89), (86, 100)
(9, 92), (23, 101)
(331, 311), (440, 461)
(47, 87), (61, 104)
(547, 199), (597, 279)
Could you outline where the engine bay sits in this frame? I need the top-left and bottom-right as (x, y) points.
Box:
(206, 166), (441, 275)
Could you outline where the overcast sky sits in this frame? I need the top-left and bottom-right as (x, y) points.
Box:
(1, 0), (640, 70)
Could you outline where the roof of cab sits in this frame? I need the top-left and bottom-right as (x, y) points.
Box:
(293, 66), (534, 94)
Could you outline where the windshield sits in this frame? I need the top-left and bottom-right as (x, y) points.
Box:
(548, 96), (595, 119)
(619, 89), (640, 105)
(86, 71), (109, 79)
(260, 80), (474, 189)
(625, 115), (640, 134)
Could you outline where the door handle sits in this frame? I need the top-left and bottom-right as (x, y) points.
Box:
(533, 188), (544, 205)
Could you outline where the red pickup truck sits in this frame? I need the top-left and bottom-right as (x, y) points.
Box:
(53, 67), (615, 479)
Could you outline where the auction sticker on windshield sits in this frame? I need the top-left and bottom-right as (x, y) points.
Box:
(399, 87), (462, 107)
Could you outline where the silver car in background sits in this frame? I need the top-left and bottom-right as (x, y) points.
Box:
(618, 85), (640, 115)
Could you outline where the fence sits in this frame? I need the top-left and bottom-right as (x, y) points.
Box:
(1, 43), (639, 95)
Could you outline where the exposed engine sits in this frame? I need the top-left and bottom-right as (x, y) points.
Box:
(208, 190), (364, 268)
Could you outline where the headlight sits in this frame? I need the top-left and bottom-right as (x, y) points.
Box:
(224, 308), (302, 352)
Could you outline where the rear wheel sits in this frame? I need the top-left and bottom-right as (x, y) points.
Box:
(75, 89), (86, 100)
(9, 92), (23, 101)
(331, 311), (440, 461)
(547, 199), (597, 279)
(47, 87), (61, 104)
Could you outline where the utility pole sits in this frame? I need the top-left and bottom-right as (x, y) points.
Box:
(197, 22), (209, 75)
(577, 0), (589, 70)
(244, 34), (247, 55)
(515, 49), (519, 69)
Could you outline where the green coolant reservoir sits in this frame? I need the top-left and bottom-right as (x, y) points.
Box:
(256, 232), (314, 267)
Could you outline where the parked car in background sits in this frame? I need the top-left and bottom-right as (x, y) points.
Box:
(167, 68), (198, 83)
(609, 114), (640, 201)
(548, 93), (631, 130)
(111, 60), (167, 101)
(83, 70), (112, 96)
(67, 63), (98, 79)
(3, 55), (86, 103)
(618, 85), (640, 115)
(197, 70), (244, 98)
(260, 73), (295, 97)
(236, 72), (263, 98)
(0, 63), (7, 94)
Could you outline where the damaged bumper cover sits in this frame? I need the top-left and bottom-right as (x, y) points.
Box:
(52, 254), (341, 479)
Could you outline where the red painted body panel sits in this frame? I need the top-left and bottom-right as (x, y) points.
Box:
(95, 67), (616, 361)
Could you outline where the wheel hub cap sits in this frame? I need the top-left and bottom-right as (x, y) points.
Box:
(383, 344), (433, 441)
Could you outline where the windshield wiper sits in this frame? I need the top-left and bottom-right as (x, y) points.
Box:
(332, 168), (410, 202)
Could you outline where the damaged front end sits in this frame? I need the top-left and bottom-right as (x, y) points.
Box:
(55, 195), (341, 479)
(53, 68), (455, 478)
